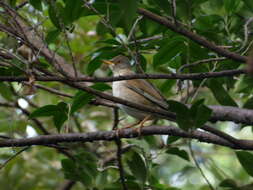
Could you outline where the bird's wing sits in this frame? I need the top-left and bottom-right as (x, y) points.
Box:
(125, 79), (169, 110)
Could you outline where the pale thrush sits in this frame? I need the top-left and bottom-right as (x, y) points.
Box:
(103, 55), (169, 129)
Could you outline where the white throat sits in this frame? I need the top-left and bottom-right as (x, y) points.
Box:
(113, 68), (135, 76)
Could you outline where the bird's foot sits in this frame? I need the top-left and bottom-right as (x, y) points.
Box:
(115, 128), (122, 139)
(134, 115), (152, 137)
(115, 121), (140, 138)
(134, 125), (143, 137)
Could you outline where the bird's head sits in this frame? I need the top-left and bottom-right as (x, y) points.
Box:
(102, 55), (131, 74)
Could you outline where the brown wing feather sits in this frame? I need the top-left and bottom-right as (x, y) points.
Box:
(126, 79), (168, 110)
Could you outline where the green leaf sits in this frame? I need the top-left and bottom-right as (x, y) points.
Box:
(53, 102), (68, 131)
(166, 147), (190, 161)
(219, 179), (238, 188)
(63, 0), (84, 24)
(95, 170), (108, 188)
(54, 111), (67, 131)
(152, 0), (170, 14)
(96, 21), (111, 36)
(30, 105), (58, 118)
(194, 15), (223, 32)
(243, 97), (253, 109)
(46, 29), (60, 44)
(153, 37), (186, 68)
(243, 0), (253, 11)
(194, 104), (212, 128)
(87, 47), (120, 75)
(167, 136), (180, 144)
(167, 100), (191, 130)
(139, 15), (167, 36)
(0, 83), (13, 101)
(9, 0), (17, 7)
(168, 54), (182, 69)
(235, 75), (253, 94)
(71, 91), (93, 114)
(71, 83), (110, 114)
(208, 79), (238, 107)
(160, 79), (176, 97)
(75, 151), (98, 178)
(91, 83), (111, 91)
(190, 99), (212, 128)
(224, 0), (240, 14)
(48, 2), (64, 29)
(30, 102), (68, 131)
(118, 0), (138, 32)
(87, 59), (102, 75)
(61, 158), (76, 176)
(236, 151), (253, 177)
(127, 151), (147, 185)
(0, 67), (23, 76)
(29, 0), (42, 11)
(62, 151), (97, 186)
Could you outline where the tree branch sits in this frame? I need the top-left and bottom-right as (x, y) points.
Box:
(0, 69), (246, 82)
(137, 8), (247, 63)
(0, 146), (30, 170)
(0, 125), (253, 150)
(178, 57), (227, 72)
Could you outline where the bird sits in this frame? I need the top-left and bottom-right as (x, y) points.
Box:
(103, 55), (169, 131)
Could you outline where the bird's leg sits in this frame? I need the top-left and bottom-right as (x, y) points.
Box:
(116, 115), (151, 137)
(122, 120), (142, 129)
(135, 115), (152, 136)
(116, 120), (142, 138)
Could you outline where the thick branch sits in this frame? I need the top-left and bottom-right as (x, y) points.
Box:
(0, 126), (253, 150)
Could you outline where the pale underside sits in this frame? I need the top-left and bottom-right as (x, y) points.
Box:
(112, 69), (168, 120)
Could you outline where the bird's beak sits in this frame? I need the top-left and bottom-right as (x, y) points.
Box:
(102, 60), (114, 65)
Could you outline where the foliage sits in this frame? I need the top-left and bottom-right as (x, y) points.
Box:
(0, 0), (252, 190)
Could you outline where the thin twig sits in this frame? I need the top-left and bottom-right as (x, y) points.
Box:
(237, 17), (253, 53)
(171, 0), (177, 24)
(129, 34), (163, 45)
(202, 125), (240, 146)
(188, 141), (215, 190)
(178, 57), (226, 72)
(0, 146), (30, 170)
(127, 16), (143, 42)
(33, 83), (73, 98)
(189, 59), (218, 101)
(131, 17), (145, 74)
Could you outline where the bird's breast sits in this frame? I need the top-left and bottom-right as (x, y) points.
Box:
(112, 81), (152, 120)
